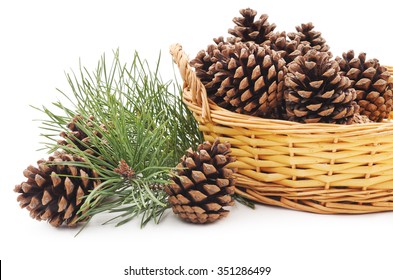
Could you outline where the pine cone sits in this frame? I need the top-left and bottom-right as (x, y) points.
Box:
(165, 140), (236, 224)
(285, 50), (359, 124)
(191, 38), (233, 105)
(191, 41), (287, 118)
(266, 31), (312, 64)
(335, 50), (393, 122)
(228, 8), (276, 44)
(57, 115), (107, 155)
(288, 22), (331, 57)
(352, 113), (373, 124)
(14, 152), (100, 227)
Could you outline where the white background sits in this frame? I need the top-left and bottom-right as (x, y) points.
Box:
(1, 1), (393, 279)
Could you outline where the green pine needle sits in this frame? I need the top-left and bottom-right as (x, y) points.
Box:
(35, 49), (202, 228)
(234, 194), (256, 209)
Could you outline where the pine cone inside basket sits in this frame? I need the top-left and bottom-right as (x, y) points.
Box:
(288, 22), (331, 57)
(265, 31), (312, 64)
(191, 38), (233, 100)
(336, 50), (393, 122)
(285, 49), (359, 123)
(191, 41), (287, 118)
(228, 8), (276, 44)
(351, 113), (373, 124)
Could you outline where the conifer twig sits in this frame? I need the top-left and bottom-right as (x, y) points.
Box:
(35, 49), (202, 228)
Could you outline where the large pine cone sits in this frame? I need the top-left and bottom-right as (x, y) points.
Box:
(228, 8), (276, 44)
(288, 22), (331, 57)
(191, 41), (287, 118)
(14, 152), (100, 227)
(165, 140), (236, 224)
(335, 50), (393, 122)
(285, 49), (359, 123)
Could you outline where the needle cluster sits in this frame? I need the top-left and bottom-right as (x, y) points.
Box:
(35, 50), (202, 227)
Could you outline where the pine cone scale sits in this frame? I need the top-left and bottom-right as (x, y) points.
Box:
(42, 190), (52, 205)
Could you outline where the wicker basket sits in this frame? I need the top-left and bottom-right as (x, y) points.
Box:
(170, 43), (393, 214)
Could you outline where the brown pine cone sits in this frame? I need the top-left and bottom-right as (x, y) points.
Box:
(228, 8), (276, 44)
(191, 41), (287, 118)
(190, 38), (233, 100)
(14, 152), (100, 227)
(351, 113), (373, 124)
(57, 115), (107, 155)
(288, 22), (331, 57)
(335, 50), (393, 121)
(285, 49), (359, 124)
(265, 31), (312, 64)
(165, 139), (236, 224)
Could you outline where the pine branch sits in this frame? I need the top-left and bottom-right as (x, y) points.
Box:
(34, 49), (202, 228)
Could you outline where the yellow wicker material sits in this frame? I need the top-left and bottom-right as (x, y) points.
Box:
(170, 43), (393, 214)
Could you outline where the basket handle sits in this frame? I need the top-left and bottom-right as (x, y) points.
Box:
(170, 44), (211, 123)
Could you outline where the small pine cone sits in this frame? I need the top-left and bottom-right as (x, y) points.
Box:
(165, 139), (236, 224)
(351, 113), (373, 124)
(266, 31), (312, 64)
(288, 22), (331, 57)
(265, 31), (296, 61)
(335, 50), (393, 122)
(190, 38), (233, 95)
(57, 115), (107, 155)
(228, 8), (276, 44)
(14, 152), (100, 227)
(285, 49), (359, 124)
(192, 41), (287, 118)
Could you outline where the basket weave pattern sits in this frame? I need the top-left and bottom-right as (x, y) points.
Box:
(171, 44), (393, 214)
